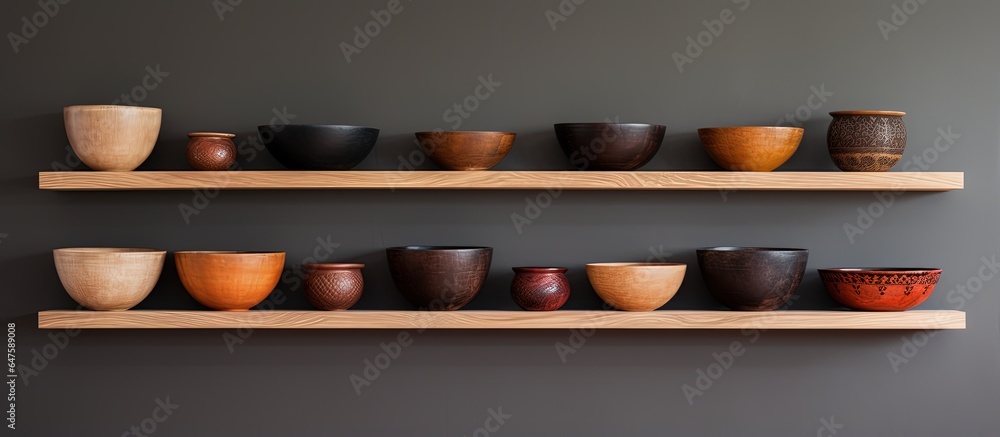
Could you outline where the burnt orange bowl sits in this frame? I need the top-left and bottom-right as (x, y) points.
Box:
(697, 126), (803, 171)
(415, 131), (515, 170)
(818, 268), (941, 311)
(175, 251), (285, 311)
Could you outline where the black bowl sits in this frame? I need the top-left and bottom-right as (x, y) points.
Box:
(553, 123), (666, 170)
(696, 247), (809, 311)
(385, 246), (492, 310)
(258, 125), (379, 170)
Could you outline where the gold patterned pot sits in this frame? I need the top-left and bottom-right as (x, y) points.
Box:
(827, 111), (906, 172)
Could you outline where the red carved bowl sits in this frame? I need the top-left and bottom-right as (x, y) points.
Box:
(817, 268), (941, 311)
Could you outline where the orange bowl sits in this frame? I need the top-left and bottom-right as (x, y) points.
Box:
(175, 251), (285, 311)
(697, 126), (803, 171)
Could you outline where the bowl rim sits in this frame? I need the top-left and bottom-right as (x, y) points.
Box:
(818, 268), (941, 274)
(512, 267), (569, 273)
(53, 247), (165, 254)
(554, 122), (666, 129)
(586, 262), (686, 268)
(697, 247), (809, 252)
(187, 132), (236, 138)
(387, 246), (492, 251)
(304, 263), (365, 270)
(64, 105), (162, 112)
(174, 251), (286, 255)
(829, 110), (906, 117)
(415, 131), (516, 136)
(256, 124), (380, 131)
(697, 126), (805, 133)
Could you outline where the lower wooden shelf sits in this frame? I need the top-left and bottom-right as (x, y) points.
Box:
(37, 310), (965, 330)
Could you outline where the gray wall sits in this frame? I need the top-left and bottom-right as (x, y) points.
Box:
(1, 0), (998, 435)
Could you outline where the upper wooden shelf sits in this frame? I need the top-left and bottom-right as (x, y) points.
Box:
(37, 310), (966, 330)
(37, 171), (964, 191)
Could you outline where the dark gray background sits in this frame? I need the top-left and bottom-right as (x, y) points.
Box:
(1, 0), (998, 435)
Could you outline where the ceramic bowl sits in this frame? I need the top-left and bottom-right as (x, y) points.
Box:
(175, 251), (285, 311)
(63, 105), (162, 171)
(697, 247), (808, 311)
(585, 263), (686, 311)
(827, 111), (907, 172)
(414, 131), (515, 170)
(510, 267), (571, 311)
(304, 263), (365, 310)
(258, 125), (378, 170)
(697, 126), (803, 171)
(818, 268), (941, 311)
(386, 246), (492, 310)
(554, 123), (666, 170)
(53, 248), (166, 310)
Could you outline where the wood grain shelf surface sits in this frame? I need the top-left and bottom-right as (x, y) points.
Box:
(38, 171), (965, 191)
(37, 310), (966, 330)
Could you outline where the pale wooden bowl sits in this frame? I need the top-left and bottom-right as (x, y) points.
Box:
(697, 126), (803, 172)
(64, 105), (162, 171)
(175, 251), (285, 311)
(53, 248), (166, 311)
(585, 263), (687, 311)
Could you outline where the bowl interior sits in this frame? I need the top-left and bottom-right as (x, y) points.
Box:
(55, 247), (164, 254)
(698, 247), (808, 253)
(388, 246), (492, 251)
(819, 268), (940, 274)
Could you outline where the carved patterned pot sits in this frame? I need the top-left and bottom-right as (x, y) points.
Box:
(186, 132), (237, 171)
(818, 268), (941, 311)
(304, 263), (365, 311)
(827, 111), (906, 172)
(510, 267), (570, 311)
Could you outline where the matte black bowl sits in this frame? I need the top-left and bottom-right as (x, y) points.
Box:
(696, 247), (809, 311)
(386, 246), (493, 310)
(553, 123), (666, 170)
(258, 124), (379, 170)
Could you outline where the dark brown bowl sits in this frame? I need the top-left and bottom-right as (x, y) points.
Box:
(818, 268), (940, 311)
(827, 111), (907, 172)
(696, 247), (809, 311)
(554, 123), (665, 170)
(386, 246), (493, 310)
(415, 131), (515, 170)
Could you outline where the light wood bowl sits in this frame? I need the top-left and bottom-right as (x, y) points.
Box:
(585, 263), (687, 311)
(697, 126), (803, 171)
(175, 251), (285, 311)
(64, 105), (162, 171)
(53, 248), (166, 311)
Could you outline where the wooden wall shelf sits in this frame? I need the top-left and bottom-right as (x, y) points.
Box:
(37, 310), (966, 330)
(37, 171), (964, 191)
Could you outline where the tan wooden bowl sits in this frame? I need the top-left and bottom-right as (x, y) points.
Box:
(175, 251), (285, 311)
(53, 248), (166, 311)
(585, 263), (687, 311)
(64, 105), (162, 171)
(697, 126), (804, 172)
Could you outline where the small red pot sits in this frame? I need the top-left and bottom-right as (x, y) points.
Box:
(510, 267), (570, 311)
(304, 263), (364, 310)
(186, 132), (237, 171)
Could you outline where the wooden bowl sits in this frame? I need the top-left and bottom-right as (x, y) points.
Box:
(697, 247), (808, 311)
(53, 248), (166, 311)
(697, 126), (803, 171)
(258, 125), (378, 170)
(415, 131), (515, 170)
(63, 105), (162, 171)
(585, 263), (686, 311)
(818, 268), (940, 311)
(554, 123), (665, 170)
(175, 251), (285, 311)
(386, 246), (492, 310)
